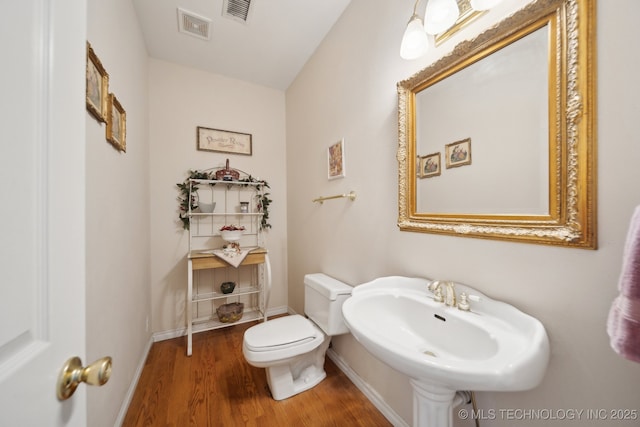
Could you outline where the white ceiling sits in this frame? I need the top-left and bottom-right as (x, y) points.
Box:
(133, 0), (352, 91)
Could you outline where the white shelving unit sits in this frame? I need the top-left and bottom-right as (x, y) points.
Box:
(185, 177), (271, 356)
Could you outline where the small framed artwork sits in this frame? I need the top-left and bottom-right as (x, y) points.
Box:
(86, 42), (109, 123)
(419, 152), (441, 178)
(106, 93), (126, 152)
(327, 139), (345, 180)
(197, 126), (252, 155)
(445, 138), (472, 169)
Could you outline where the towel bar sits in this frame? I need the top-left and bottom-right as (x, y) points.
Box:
(312, 191), (357, 204)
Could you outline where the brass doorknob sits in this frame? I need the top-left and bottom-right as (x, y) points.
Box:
(56, 356), (112, 401)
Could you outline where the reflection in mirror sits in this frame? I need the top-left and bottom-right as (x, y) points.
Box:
(416, 25), (549, 215)
(397, 0), (596, 248)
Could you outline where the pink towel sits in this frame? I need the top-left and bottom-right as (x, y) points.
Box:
(607, 206), (640, 363)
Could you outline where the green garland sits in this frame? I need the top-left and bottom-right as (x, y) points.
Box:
(176, 169), (271, 231)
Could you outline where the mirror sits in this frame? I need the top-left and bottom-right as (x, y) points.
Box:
(397, 0), (596, 248)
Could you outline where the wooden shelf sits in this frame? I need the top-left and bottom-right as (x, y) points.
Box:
(189, 248), (267, 270)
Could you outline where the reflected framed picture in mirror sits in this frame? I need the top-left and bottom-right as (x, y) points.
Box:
(445, 138), (471, 169)
(419, 153), (441, 178)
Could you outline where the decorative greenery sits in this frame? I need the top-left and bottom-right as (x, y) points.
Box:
(176, 169), (271, 231)
(256, 191), (272, 231)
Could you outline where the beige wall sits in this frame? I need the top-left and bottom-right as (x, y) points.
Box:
(86, 0), (151, 425)
(84, 0), (640, 425)
(286, 0), (640, 426)
(85, 2), (288, 423)
(148, 59), (288, 334)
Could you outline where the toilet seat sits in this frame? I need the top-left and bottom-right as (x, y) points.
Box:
(243, 315), (325, 363)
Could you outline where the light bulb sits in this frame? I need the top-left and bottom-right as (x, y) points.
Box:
(400, 15), (429, 60)
(470, 0), (504, 11)
(424, 0), (459, 35)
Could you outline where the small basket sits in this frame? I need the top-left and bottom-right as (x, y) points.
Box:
(216, 302), (244, 323)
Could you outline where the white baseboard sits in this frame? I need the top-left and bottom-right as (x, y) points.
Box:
(327, 348), (409, 427)
(152, 305), (290, 343)
(113, 335), (154, 427)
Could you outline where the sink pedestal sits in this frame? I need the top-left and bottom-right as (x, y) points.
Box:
(410, 380), (459, 427)
(341, 276), (550, 427)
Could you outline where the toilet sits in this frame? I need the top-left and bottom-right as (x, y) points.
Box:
(242, 273), (352, 400)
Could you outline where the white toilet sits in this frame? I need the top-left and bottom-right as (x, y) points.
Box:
(242, 273), (352, 400)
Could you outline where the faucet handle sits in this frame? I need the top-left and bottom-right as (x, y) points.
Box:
(428, 281), (445, 302)
(433, 287), (444, 303)
(427, 281), (439, 292)
(457, 292), (471, 311)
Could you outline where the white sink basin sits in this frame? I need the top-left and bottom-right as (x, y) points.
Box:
(341, 276), (550, 426)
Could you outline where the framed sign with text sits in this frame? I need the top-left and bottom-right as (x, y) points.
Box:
(197, 126), (252, 156)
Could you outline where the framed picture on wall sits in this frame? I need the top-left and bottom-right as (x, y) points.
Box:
(106, 93), (126, 152)
(86, 42), (109, 123)
(419, 152), (441, 178)
(327, 138), (345, 180)
(445, 138), (472, 168)
(197, 126), (252, 155)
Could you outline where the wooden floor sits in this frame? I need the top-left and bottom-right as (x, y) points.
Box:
(122, 318), (392, 427)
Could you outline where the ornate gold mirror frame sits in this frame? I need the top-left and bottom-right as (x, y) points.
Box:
(397, 0), (596, 248)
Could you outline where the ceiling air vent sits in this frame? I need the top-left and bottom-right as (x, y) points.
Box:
(177, 8), (212, 40)
(223, 0), (253, 23)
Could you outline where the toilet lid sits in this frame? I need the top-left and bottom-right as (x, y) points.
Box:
(244, 315), (320, 352)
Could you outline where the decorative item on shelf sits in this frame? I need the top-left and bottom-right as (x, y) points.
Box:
(176, 169), (216, 229)
(222, 242), (241, 257)
(255, 191), (272, 230)
(176, 166), (272, 230)
(215, 159), (240, 181)
(220, 281), (236, 294)
(198, 201), (216, 213)
(216, 302), (244, 323)
(220, 225), (245, 243)
(240, 202), (249, 213)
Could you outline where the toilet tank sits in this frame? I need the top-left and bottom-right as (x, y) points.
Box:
(304, 273), (352, 336)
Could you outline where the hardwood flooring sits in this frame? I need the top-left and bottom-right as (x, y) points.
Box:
(122, 318), (392, 427)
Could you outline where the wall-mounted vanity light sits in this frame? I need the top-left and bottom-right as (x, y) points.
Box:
(400, 0), (504, 59)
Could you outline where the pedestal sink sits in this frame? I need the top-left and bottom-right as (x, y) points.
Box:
(341, 276), (550, 427)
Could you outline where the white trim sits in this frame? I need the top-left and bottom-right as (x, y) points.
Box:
(327, 348), (409, 427)
(152, 305), (290, 342)
(114, 336), (154, 427)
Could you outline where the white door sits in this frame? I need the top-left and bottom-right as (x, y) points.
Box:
(0, 0), (89, 425)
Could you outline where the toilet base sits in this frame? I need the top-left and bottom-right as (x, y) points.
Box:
(264, 335), (331, 400)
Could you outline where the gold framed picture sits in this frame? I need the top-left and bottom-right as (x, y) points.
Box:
(328, 139), (345, 180)
(445, 138), (471, 169)
(86, 42), (109, 123)
(106, 93), (126, 152)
